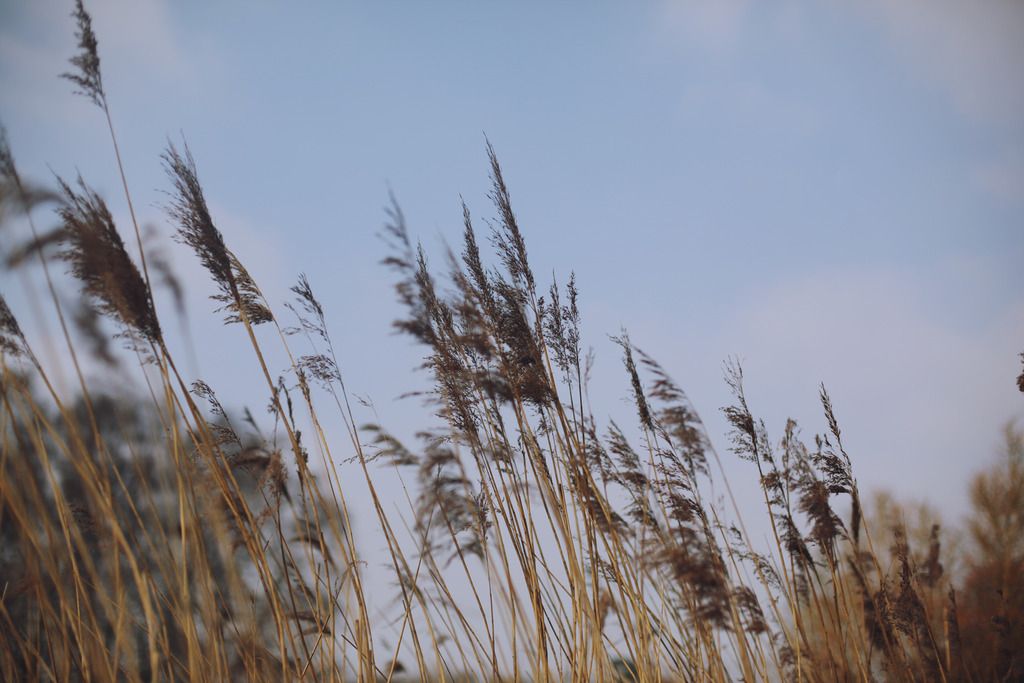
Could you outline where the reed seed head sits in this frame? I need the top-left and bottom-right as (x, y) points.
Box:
(61, 0), (105, 108)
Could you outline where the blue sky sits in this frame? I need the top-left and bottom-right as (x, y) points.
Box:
(1, 0), (1022, 533)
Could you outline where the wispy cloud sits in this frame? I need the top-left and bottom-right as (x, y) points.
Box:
(858, 0), (1024, 125)
(657, 0), (755, 53)
(972, 155), (1024, 205)
(658, 0), (1024, 125)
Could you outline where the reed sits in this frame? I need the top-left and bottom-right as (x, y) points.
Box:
(0, 3), (1019, 681)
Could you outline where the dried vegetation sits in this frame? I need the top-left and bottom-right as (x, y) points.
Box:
(0, 3), (1021, 681)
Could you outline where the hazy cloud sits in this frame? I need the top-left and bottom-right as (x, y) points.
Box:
(659, 0), (1024, 125)
(972, 155), (1024, 205)
(715, 262), (1024, 514)
(858, 0), (1024, 125)
(0, 0), (202, 124)
(656, 0), (754, 53)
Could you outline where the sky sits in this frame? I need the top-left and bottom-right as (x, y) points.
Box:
(1, 0), (1022, 548)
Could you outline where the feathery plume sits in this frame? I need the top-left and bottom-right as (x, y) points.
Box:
(612, 332), (653, 431)
(162, 140), (272, 325)
(56, 174), (160, 343)
(288, 273), (327, 341)
(0, 294), (27, 357)
(61, 0), (105, 108)
(1017, 352), (1023, 392)
(461, 200), (496, 317)
(0, 124), (16, 185)
(919, 524), (944, 587)
(162, 141), (231, 289)
(486, 139), (534, 293)
(544, 272), (582, 379)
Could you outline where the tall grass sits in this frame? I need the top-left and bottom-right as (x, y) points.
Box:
(0, 3), (1019, 681)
